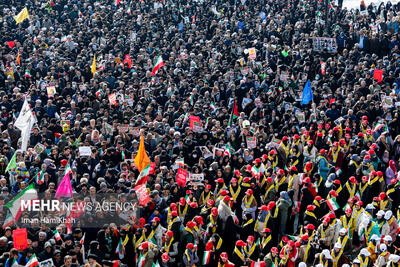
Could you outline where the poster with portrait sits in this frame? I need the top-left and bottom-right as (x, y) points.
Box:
(312, 37), (337, 53)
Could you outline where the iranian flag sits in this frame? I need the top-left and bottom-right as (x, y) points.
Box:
(175, 158), (184, 168)
(152, 261), (160, 267)
(4, 183), (37, 222)
(95, 88), (101, 98)
(210, 102), (216, 111)
(151, 55), (164, 76)
(373, 123), (385, 133)
(80, 233), (85, 245)
(327, 197), (340, 211)
(251, 166), (261, 177)
(138, 254), (146, 267)
(26, 254), (39, 267)
(135, 163), (151, 187)
(224, 143), (233, 157)
(53, 230), (62, 241)
(202, 251), (211, 265)
(250, 261), (265, 267)
(2, 211), (14, 229)
(61, 36), (67, 42)
(35, 170), (44, 185)
(116, 238), (125, 259)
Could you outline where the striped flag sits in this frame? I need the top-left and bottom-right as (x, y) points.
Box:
(53, 230), (62, 241)
(327, 197), (340, 211)
(151, 55), (164, 76)
(4, 183), (37, 222)
(175, 158), (184, 168)
(2, 211), (14, 229)
(35, 170), (44, 185)
(80, 233), (85, 245)
(26, 254), (39, 267)
(116, 238), (125, 259)
(202, 251), (211, 265)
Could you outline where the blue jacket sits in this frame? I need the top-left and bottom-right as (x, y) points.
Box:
(318, 156), (330, 182)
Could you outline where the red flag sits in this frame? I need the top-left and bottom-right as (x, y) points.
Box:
(189, 116), (200, 130)
(135, 183), (150, 206)
(321, 62), (326, 75)
(115, 0), (121, 6)
(373, 69), (383, 83)
(176, 168), (188, 187)
(233, 99), (239, 118)
(13, 228), (28, 251)
(123, 54), (132, 68)
(149, 162), (156, 175)
(6, 41), (15, 49)
(329, 97), (336, 106)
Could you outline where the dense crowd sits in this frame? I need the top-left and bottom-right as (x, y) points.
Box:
(3, 0), (400, 266)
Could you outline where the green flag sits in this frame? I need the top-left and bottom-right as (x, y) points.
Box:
(5, 151), (17, 173)
(281, 50), (289, 57)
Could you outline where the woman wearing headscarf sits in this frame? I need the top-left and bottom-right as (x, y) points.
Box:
(386, 160), (397, 185)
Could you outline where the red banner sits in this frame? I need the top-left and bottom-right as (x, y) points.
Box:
(149, 162), (156, 175)
(176, 168), (188, 187)
(13, 228), (28, 251)
(108, 93), (117, 106)
(373, 69), (383, 83)
(135, 184), (150, 206)
(189, 116), (200, 130)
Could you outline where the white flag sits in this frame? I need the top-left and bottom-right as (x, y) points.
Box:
(14, 99), (35, 131)
(20, 118), (34, 152)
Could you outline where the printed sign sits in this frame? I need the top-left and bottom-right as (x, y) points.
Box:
(248, 47), (256, 60)
(188, 173), (204, 186)
(79, 146), (92, 157)
(118, 124), (129, 133)
(47, 86), (56, 98)
(246, 136), (257, 149)
(312, 37), (337, 53)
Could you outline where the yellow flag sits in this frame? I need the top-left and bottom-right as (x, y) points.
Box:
(14, 7), (29, 25)
(134, 135), (150, 172)
(91, 56), (96, 75)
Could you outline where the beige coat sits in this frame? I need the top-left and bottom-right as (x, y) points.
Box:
(317, 224), (335, 247)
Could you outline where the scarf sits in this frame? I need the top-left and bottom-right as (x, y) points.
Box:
(229, 185), (241, 201)
(264, 184), (275, 202)
(244, 195), (255, 208)
(164, 237), (174, 253)
(304, 231), (315, 262)
(357, 255), (369, 267)
(234, 247), (245, 262)
(305, 210), (317, 220)
(345, 182), (356, 198)
(179, 204), (188, 216)
(268, 155), (278, 169)
(281, 142), (290, 157)
(185, 249), (191, 263)
(260, 235), (271, 249)
(275, 175), (286, 191)
(200, 191), (211, 204)
(243, 218), (254, 227)
(168, 216), (178, 230)
(244, 243), (256, 257)
(331, 147), (339, 163)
